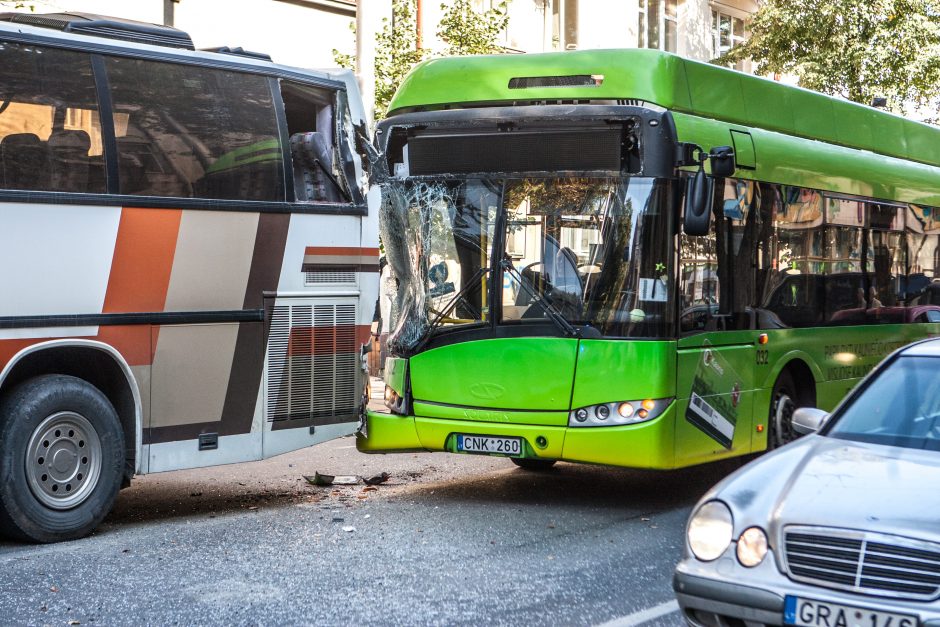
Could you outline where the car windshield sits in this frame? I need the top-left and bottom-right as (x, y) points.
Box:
(828, 355), (940, 451)
(379, 176), (676, 354)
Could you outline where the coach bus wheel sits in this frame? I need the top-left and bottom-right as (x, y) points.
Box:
(769, 371), (800, 449)
(0, 375), (124, 543)
(510, 458), (557, 471)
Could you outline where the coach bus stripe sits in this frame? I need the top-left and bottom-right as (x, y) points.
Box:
(97, 207), (182, 366)
(220, 212), (291, 437)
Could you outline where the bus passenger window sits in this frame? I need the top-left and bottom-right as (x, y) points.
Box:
(105, 57), (284, 201)
(0, 42), (105, 194)
(280, 81), (348, 203)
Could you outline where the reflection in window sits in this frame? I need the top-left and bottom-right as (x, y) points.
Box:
(0, 42), (105, 193)
(712, 8), (747, 70)
(106, 58), (284, 200)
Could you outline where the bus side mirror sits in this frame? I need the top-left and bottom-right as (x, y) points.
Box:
(709, 145), (736, 178)
(683, 168), (714, 236)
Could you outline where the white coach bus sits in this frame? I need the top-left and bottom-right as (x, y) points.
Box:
(0, 12), (379, 542)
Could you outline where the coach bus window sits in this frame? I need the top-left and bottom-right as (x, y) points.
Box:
(280, 81), (347, 203)
(822, 198), (865, 323)
(0, 42), (105, 194)
(105, 58), (284, 201)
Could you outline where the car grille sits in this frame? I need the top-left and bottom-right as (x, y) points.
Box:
(783, 526), (940, 600)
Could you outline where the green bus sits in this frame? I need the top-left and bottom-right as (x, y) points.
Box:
(358, 48), (940, 470)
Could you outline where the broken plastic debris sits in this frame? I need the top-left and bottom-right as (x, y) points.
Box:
(363, 472), (390, 486)
(332, 475), (359, 485)
(304, 472), (335, 486)
(342, 526), (356, 533)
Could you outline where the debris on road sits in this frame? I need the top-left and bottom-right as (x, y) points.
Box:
(363, 472), (390, 485)
(342, 526), (356, 533)
(304, 472), (361, 486)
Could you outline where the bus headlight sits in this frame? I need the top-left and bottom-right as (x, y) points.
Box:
(736, 526), (768, 567)
(688, 500), (733, 562)
(568, 398), (671, 427)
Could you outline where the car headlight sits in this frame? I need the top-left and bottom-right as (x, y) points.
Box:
(688, 500), (733, 561)
(568, 398), (672, 427)
(736, 526), (768, 567)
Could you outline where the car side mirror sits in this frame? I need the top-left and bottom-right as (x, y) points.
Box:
(683, 168), (714, 236)
(792, 407), (829, 435)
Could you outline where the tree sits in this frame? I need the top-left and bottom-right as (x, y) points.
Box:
(336, 0), (509, 120)
(719, 0), (940, 116)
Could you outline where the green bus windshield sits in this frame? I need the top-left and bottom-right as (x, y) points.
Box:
(381, 176), (676, 353)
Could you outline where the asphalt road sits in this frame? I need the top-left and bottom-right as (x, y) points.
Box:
(0, 435), (741, 626)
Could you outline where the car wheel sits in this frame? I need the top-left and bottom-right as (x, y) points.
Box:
(510, 458), (556, 471)
(0, 375), (124, 543)
(769, 371), (800, 449)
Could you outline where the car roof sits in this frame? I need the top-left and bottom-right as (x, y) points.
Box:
(901, 337), (940, 357)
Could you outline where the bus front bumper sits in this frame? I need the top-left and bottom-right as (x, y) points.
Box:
(356, 407), (676, 469)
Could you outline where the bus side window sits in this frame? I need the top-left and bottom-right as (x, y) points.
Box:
(105, 57), (284, 201)
(0, 41), (105, 194)
(279, 81), (347, 203)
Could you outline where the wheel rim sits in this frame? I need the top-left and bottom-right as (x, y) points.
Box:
(773, 392), (797, 447)
(25, 411), (102, 510)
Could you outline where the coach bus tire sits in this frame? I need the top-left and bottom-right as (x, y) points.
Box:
(510, 458), (557, 471)
(768, 371), (800, 450)
(0, 375), (124, 543)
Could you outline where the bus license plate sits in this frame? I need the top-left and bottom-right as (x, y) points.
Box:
(456, 435), (522, 456)
(784, 596), (917, 627)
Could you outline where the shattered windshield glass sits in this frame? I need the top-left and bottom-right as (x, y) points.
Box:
(381, 176), (674, 354)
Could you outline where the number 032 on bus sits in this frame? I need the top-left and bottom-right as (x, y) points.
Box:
(359, 49), (940, 471)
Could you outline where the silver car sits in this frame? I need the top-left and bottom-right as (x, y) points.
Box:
(674, 339), (940, 627)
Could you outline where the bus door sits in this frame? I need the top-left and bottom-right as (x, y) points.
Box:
(675, 179), (762, 465)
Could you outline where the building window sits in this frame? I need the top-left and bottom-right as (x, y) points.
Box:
(712, 8), (746, 69)
(638, 0), (678, 53)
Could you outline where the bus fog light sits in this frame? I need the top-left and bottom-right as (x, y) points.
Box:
(736, 527), (768, 567)
(596, 405), (610, 420)
(688, 500), (733, 561)
(575, 408), (589, 422)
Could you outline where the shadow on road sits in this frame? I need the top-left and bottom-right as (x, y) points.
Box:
(400, 457), (745, 512)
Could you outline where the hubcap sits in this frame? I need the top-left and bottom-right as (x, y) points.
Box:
(25, 412), (102, 510)
(773, 393), (796, 447)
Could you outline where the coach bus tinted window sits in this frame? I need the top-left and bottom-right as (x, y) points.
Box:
(105, 58), (284, 201)
(0, 42), (106, 194)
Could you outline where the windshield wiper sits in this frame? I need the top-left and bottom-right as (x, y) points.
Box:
(501, 259), (579, 338)
(412, 266), (490, 354)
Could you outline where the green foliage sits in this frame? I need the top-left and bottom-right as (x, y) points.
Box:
(0, 1), (35, 8)
(437, 0), (509, 57)
(719, 0), (940, 116)
(333, 0), (510, 120)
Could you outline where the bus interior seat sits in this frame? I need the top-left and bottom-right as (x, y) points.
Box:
(1, 133), (48, 190)
(48, 129), (91, 192)
(290, 131), (342, 202)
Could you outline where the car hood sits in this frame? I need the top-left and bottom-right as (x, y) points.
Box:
(712, 435), (940, 545)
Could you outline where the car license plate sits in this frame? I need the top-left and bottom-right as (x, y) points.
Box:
(456, 435), (522, 456)
(784, 595), (917, 627)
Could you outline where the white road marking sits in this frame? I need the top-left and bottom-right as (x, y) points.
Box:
(596, 600), (681, 627)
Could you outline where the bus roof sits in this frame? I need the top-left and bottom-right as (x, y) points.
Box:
(388, 49), (940, 170)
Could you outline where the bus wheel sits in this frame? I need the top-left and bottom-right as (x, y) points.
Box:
(510, 458), (556, 471)
(769, 371), (799, 449)
(0, 375), (124, 543)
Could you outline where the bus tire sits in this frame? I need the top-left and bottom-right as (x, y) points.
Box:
(768, 370), (800, 449)
(510, 458), (556, 471)
(0, 375), (124, 543)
